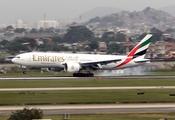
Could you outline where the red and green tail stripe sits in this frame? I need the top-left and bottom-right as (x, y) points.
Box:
(113, 34), (152, 68)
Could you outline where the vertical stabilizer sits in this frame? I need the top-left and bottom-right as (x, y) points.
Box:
(113, 34), (153, 68)
(127, 34), (153, 59)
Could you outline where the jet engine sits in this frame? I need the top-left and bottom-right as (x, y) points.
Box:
(47, 67), (63, 72)
(64, 62), (81, 73)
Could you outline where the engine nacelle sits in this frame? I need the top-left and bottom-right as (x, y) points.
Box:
(47, 67), (63, 72)
(64, 62), (81, 73)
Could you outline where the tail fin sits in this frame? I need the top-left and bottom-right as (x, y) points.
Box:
(127, 34), (153, 59)
(113, 34), (152, 68)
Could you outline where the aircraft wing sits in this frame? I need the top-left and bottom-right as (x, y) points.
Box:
(80, 59), (122, 65)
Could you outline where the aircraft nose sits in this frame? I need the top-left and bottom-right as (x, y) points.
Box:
(11, 58), (16, 63)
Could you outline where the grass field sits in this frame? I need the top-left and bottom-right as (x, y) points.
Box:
(0, 79), (175, 104)
(39, 113), (175, 120)
(1, 89), (175, 104)
(1, 77), (175, 119)
(0, 72), (73, 77)
(0, 53), (18, 58)
(0, 78), (175, 88)
(1, 71), (175, 78)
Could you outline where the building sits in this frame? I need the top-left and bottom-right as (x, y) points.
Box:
(99, 42), (107, 52)
(37, 20), (59, 29)
(0, 24), (7, 29)
(12, 19), (28, 29)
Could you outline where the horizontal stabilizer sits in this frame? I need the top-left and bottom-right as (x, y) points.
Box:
(134, 59), (150, 63)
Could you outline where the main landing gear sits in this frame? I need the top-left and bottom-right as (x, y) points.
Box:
(73, 73), (94, 77)
(73, 66), (94, 77)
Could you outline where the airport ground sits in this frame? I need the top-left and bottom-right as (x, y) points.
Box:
(0, 60), (175, 119)
(1, 76), (175, 119)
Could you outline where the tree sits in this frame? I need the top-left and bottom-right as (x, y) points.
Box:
(8, 107), (43, 120)
(102, 31), (116, 39)
(64, 26), (94, 43)
(89, 41), (99, 51)
(151, 30), (163, 43)
(6, 25), (14, 31)
(112, 20), (124, 27)
(26, 38), (38, 50)
(0, 40), (9, 46)
(165, 28), (175, 33)
(14, 28), (26, 33)
(139, 28), (163, 43)
(52, 45), (70, 51)
(39, 27), (44, 33)
(129, 13), (135, 19)
(143, 7), (151, 14)
(30, 28), (37, 33)
(116, 33), (126, 42)
(89, 16), (101, 23)
(102, 16), (115, 22)
(4, 38), (26, 52)
(150, 27), (159, 32)
(107, 43), (125, 54)
(70, 22), (78, 26)
(52, 36), (63, 43)
(101, 31), (117, 44)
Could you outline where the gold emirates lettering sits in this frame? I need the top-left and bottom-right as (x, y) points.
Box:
(32, 54), (64, 62)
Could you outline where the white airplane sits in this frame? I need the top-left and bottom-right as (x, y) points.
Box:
(12, 34), (153, 77)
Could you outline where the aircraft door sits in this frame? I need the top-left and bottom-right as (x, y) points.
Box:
(28, 56), (32, 62)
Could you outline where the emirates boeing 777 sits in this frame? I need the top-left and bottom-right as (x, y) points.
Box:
(12, 34), (153, 77)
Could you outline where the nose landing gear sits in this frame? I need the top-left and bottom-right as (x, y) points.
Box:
(22, 66), (27, 74)
(23, 71), (27, 74)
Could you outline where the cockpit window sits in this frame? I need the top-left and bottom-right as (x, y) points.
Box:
(16, 56), (20, 58)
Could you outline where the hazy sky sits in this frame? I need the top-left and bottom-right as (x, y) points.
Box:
(0, 0), (175, 26)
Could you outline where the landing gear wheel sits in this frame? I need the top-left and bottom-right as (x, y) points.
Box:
(83, 73), (87, 77)
(73, 73), (77, 77)
(73, 73), (94, 77)
(23, 71), (27, 74)
(87, 73), (91, 77)
(90, 73), (94, 77)
(80, 73), (84, 77)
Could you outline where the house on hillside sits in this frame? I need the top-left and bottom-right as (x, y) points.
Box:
(99, 42), (107, 52)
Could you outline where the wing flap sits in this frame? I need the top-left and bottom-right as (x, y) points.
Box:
(80, 59), (122, 65)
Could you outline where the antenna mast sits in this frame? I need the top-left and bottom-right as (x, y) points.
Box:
(126, 36), (130, 54)
(44, 14), (46, 29)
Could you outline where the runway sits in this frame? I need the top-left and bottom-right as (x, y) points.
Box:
(1, 86), (175, 92)
(1, 104), (175, 115)
(0, 76), (79, 80)
(1, 75), (175, 81)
